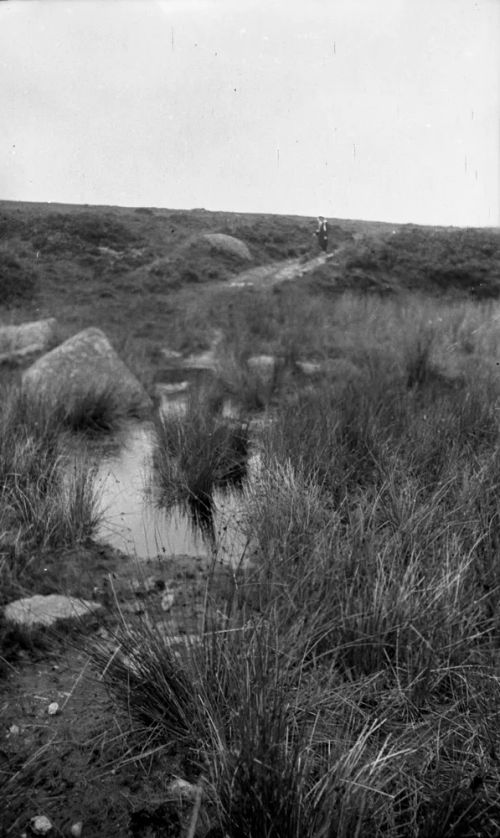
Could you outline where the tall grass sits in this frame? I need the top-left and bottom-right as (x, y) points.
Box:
(152, 388), (249, 513)
(96, 298), (500, 836)
(0, 386), (102, 603)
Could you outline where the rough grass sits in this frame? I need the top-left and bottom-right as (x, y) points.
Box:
(0, 247), (38, 306)
(51, 381), (147, 434)
(0, 386), (102, 605)
(152, 389), (249, 512)
(95, 296), (500, 837)
(310, 226), (500, 298)
(4, 199), (500, 833)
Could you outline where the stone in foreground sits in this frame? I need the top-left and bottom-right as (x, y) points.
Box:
(4, 594), (102, 628)
(22, 327), (151, 415)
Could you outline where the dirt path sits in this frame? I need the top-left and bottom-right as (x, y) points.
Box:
(227, 249), (340, 290)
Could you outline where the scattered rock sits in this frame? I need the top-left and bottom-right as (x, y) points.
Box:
(155, 381), (189, 395)
(295, 360), (322, 376)
(295, 357), (362, 383)
(22, 327), (151, 416)
(161, 586), (176, 612)
(200, 233), (252, 261)
(29, 815), (53, 835)
(4, 594), (102, 628)
(160, 348), (183, 362)
(97, 245), (121, 258)
(8, 723), (20, 736)
(70, 822), (83, 837)
(47, 702), (60, 716)
(0, 317), (57, 365)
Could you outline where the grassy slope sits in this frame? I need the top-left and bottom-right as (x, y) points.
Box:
(2, 200), (499, 368)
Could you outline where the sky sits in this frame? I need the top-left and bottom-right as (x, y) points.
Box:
(1, 0), (499, 226)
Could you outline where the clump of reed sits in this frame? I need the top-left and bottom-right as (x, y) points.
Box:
(152, 388), (249, 513)
(43, 379), (148, 434)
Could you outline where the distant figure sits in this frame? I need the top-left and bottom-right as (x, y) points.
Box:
(315, 216), (328, 252)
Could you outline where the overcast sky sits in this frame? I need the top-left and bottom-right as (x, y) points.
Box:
(1, 0), (499, 226)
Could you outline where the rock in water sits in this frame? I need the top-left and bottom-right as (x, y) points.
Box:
(0, 317), (57, 365)
(4, 594), (102, 628)
(22, 327), (151, 416)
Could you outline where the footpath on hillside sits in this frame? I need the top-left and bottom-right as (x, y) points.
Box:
(227, 249), (341, 290)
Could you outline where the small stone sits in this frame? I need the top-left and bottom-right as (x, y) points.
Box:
(30, 815), (53, 835)
(8, 723), (20, 736)
(161, 587), (175, 612)
(48, 702), (60, 716)
(167, 777), (199, 800)
(70, 822), (83, 837)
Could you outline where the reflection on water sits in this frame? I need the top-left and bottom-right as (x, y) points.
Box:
(95, 422), (251, 566)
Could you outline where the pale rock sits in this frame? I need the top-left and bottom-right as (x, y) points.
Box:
(200, 233), (252, 261)
(30, 815), (53, 835)
(160, 348), (183, 362)
(295, 357), (362, 383)
(47, 702), (60, 716)
(22, 327), (151, 415)
(295, 360), (322, 376)
(161, 586), (176, 612)
(4, 594), (102, 628)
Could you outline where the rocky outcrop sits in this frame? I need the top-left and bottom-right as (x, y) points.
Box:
(0, 317), (57, 365)
(22, 327), (151, 415)
(4, 594), (101, 628)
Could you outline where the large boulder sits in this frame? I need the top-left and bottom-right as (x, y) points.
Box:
(0, 317), (57, 365)
(22, 327), (151, 416)
(200, 233), (252, 261)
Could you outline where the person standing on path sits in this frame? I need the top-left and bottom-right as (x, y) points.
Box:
(315, 216), (328, 253)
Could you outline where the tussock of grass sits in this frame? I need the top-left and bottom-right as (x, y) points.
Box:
(153, 389), (249, 510)
(96, 613), (415, 837)
(22, 376), (148, 436)
(52, 383), (145, 434)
